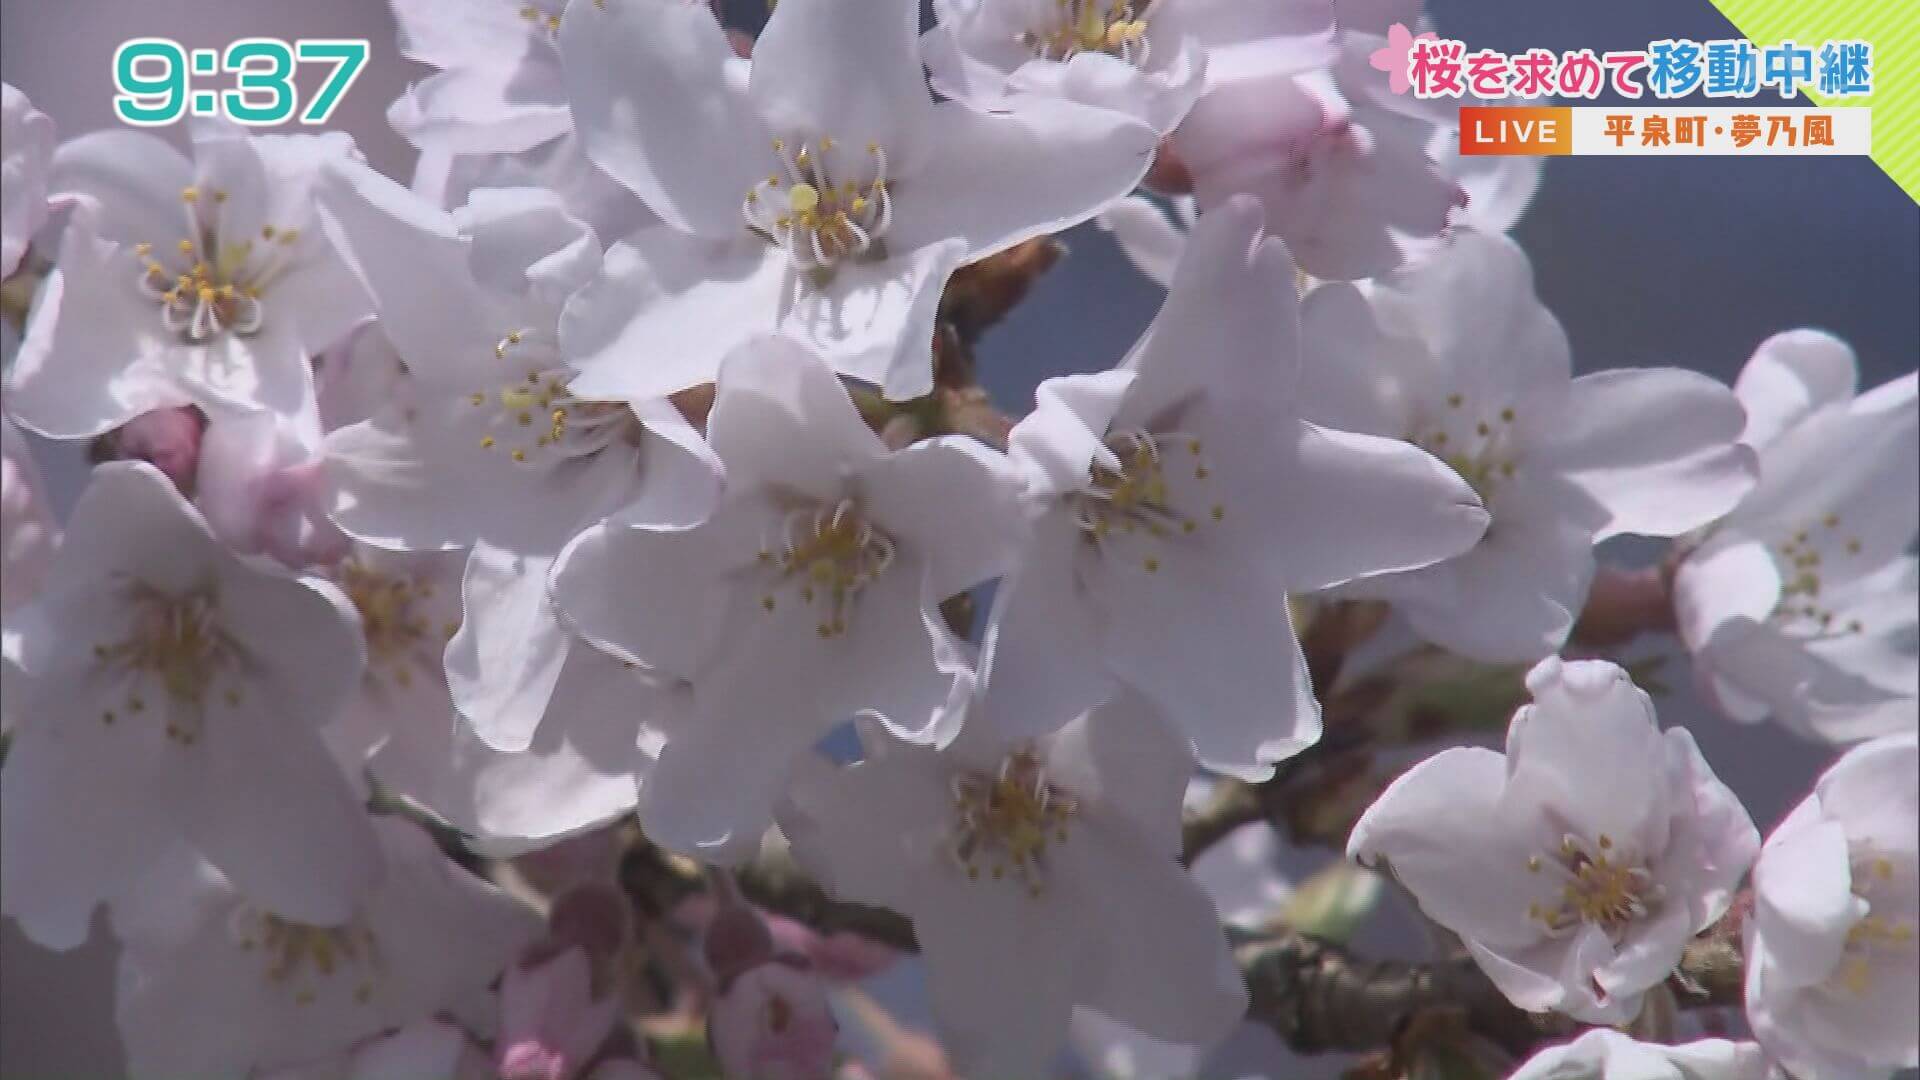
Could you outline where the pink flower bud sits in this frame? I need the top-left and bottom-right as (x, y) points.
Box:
(765, 914), (898, 984)
(104, 406), (203, 491)
(195, 412), (350, 569)
(497, 946), (623, 1080)
(708, 958), (839, 1080)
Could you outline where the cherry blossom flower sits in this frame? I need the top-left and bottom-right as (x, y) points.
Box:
(315, 161), (719, 751)
(1, 82), (55, 279)
(7, 121), (370, 439)
(989, 195), (1485, 777)
(1349, 657), (1759, 1023)
(112, 818), (540, 1080)
(557, 0), (1156, 400)
(1163, 25), (1460, 280)
(1509, 1030), (1769, 1080)
(1099, 91), (1540, 289)
(551, 335), (1026, 856)
(783, 679), (1246, 1076)
(0, 462), (380, 950)
(1675, 331), (1918, 743)
(1300, 232), (1757, 662)
(1745, 730), (1918, 1080)
(317, 164), (714, 558)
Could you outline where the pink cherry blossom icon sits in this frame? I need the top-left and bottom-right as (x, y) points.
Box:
(1368, 22), (1434, 95)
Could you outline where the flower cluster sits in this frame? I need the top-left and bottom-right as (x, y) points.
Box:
(0, 0), (1915, 1077)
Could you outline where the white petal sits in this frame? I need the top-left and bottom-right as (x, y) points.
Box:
(46, 128), (194, 247)
(749, 0), (937, 165)
(1547, 368), (1757, 541)
(1369, 231), (1570, 400)
(890, 97), (1156, 261)
(1381, 475), (1601, 663)
(392, 67), (572, 157)
(1816, 731), (1919, 855)
(1657, 727), (1760, 932)
(559, 0), (765, 237)
(6, 206), (188, 439)
(1058, 820), (1247, 1046)
(914, 875), (1079, 1076)
(1735, 329), (1860, 451)
(1039, 690), (1194, 856)
(460, 185), (601, 303)
(1097, 196), (1186, 288)
(1672, 537), (1782, 654)
(1297, 280), (1432, 438)
(1, 83), (55, 279)
(316, 158), (487, 386)
(1752, 802), (1861, 988)
(1503, 658), (1673, 861)
(386, 644), (649, 854)
(184, 697), (384, 928)
(707, 334), (888, 503)
(1348, 747), (1547, 949)
(1245, 421), (1487, 591)
(1117, 193), (1299, 427)
(1007, 368), (1136, 499)
(445, 544), (570, 751)
(1731, 373), (1917, 575)
(977, 510), (1115, 742)
(0, 416), (58, 615)
(854, 435), (1027, 603)
(1096, 533), (1320, 780)
(780, 736), (950, 909)
(390, 0), (538, 68)
(548, 513), (742, 681)
(562, 228), (787, 402)
(0, 707), (176, 950)
(779, 239), (969, 400)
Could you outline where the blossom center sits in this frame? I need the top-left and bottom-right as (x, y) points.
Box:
(755, 499), (896, 639)
(470, 330), (644, 465)
(1526, 832), (1663, 937)
(743, 138), (893, 272)
(949, 750), (1078, 897)
(230, 907), (382, 1007)
(1409, 392), (1521, 505)
(1770, 513), (1873, 639)
(1071, 429), (1224, 573)
(134, 186), (299, 342)
(1831, 850), (1917, 995)
(91, 582), (245, 745)
(339, 561), (455, 690)
(1020, 0), (1151, 63)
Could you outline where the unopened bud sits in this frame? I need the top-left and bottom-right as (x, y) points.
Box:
(96, 406), (204, 492)
(708, 957), (838, 1080)
(766, 913), (898, 984)
(497, 946), (623, 1080)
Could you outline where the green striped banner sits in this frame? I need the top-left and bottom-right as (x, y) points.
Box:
(1705, 0), (1917, 201)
